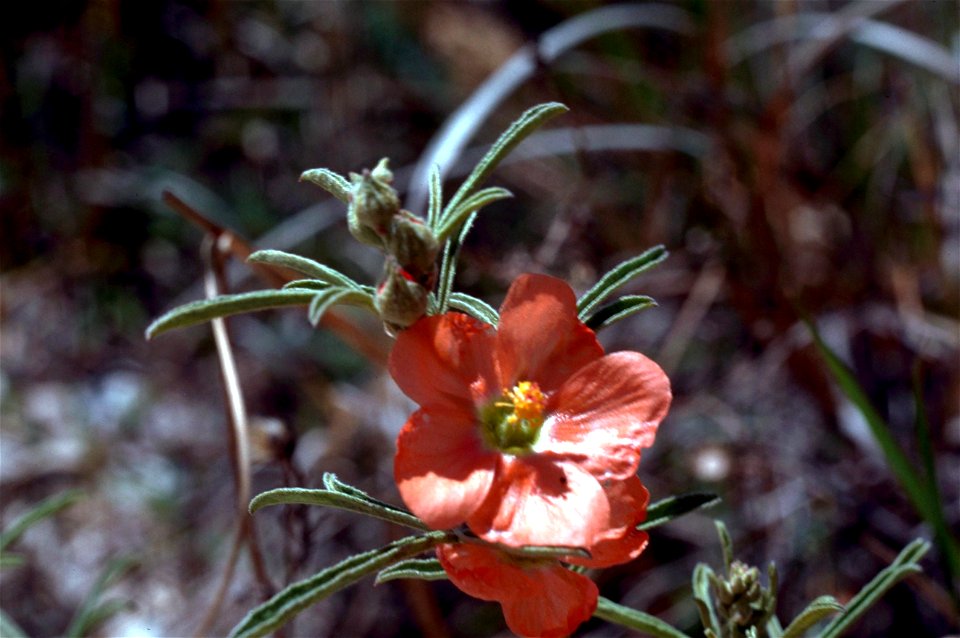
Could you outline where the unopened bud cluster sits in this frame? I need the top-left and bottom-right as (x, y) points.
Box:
(348, 159), (439, 333)
(710, 561), (776, 638)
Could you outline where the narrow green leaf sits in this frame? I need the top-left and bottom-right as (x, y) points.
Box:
(637, 492), (720, 531)
(300, 168), (351, 203)
(427, 164), (442, 232)
(307, 287), (374, 326)
(322, 472), (373, 499)
(250, 487), (429, 532)
(584, 295), (657, 331)
(0, 554), (24, 570)
(0, 489), (83, 552)
(229, 531), (453, 638)
(248, 249), (360, 289)
(913, 365), (960, 600)
(766, 614), (785, 638)
(0, 610), (27, 638)
(375, 558), (447, 585)
(441, 102), (568, 229)
(502, 544), (591, 560)
(715, 521), (734, 573)
(820, 538), (930, 638)
(594, 597), (690, 638)
(436, 186), (513, 243)
(807, 322), (935, 530)
(447, 292), (499, 325)
(146, 289), (316, 339)
(780, 596), (842, 638)
(435, 212), (477, 313)
(282, 279), (331, 291)
(693, 563), (722, 638)
(65, 556), (136, 638)
(577, 246), (668, 320)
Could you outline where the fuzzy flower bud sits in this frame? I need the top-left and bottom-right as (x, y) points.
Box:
(348, 158), (400, 248)
(388, 210), (439, 286)
(375, 258), (429, 335)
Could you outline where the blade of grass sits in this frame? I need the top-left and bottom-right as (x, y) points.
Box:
(807, 321), (937, 532)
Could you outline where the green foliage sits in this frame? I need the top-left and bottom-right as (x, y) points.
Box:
(248, 249), (363, 289)
(584, 295), (657, 331)
(145, 289), (318, 338)
(779, 596), (843, 638)
(808, 322), (960, 595)
(577, 245), (668, 321)
(593, 597), (691, 638)
(64, 557), (136, 638)
(0, 490), (83, 554)
(250, 474), (428, 532)
(299, 168), (351, 203)
(228, 531), (454, 638)
(438, 102), (568, 239)
(446, 291), (499, 325)
(637, 492), (720, 531)
(819, 539), (930, 638)
(375, 558), (447, 585)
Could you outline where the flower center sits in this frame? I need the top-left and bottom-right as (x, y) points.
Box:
(480, 381), (547, 453)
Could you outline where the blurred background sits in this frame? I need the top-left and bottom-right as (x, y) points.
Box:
(2, 1), (958, 636)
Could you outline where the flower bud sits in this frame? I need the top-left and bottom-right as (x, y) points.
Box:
(375, 258), (429, 335)
(348, 158), (400, 247)
(388, 210), (439, 287)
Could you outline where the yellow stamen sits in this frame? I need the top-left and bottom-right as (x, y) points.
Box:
(504, 381), (546, 424)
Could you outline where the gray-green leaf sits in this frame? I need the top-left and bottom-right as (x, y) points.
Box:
(146, 289), (316, 339)
(781, 596), (843, 638)
(577, 246), (668, 320)
(638, 492), (720, 531)
(300, 168), (351, 203)
(375, 558), (447, 585)
(248, 249), (360, 289)
(584, 295), (657, 331)
(229, 531), (453, 638)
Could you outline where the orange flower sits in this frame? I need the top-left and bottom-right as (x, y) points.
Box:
(436, 542), (598, 638)
(390, 274), (670, 555)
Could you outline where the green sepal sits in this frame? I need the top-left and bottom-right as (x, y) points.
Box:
(441, 102), (568, 235)
(307, 287), (374, 326)
(780, 596), (842, 638)
(819, 538), (929, 638)
(375, 558), (447, 585)
(584, 295), (657, 331)
(577, 245), (668, 321)
(300, 168), (351, 203)
(637, 492), (720, 531)
(228, 531), (454, 638)
(499, 544), (590, 560)
(248, 249), (361, 289)
(447, 292), (499, 325)
(435, 186), (513, 242)
(145, 289), (316, 339)
(250, 486), (429, 532)
(593, 597), (690, 638)
(0, 489), (83, 553)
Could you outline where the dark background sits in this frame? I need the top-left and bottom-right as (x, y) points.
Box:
(1, 1), (958, 636)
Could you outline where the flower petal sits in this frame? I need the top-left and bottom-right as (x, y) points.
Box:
(495, 274), (603, 393)
(389, 313), (498, 410)
(394, 407), (498, 530)
(539, 351), (671, 480)
(437, 543), (598, 638)
(568, 476), (650, 568)
(468, 456), (609, 550)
